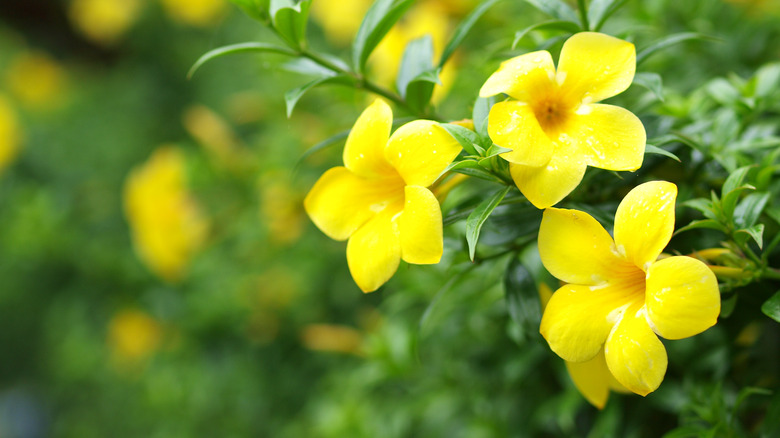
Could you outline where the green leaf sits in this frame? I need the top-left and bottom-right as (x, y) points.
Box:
(524, 0), (579, 22)
(761, 291), (780, 323)
(733, 192), (770, 228)
(736, 223), (764, 249)
(706, 78), (740, 105)
(352, 0), (415, 74)
(636, 33), (713, 66)
(294, 130), (350, 169)
(674, 219), (728, 235)
(472, 95), (497, 137)
(466, 186), (512, 261)
(188, 42), (296, 79)
(284, 75), (355, 118)
(720, 294), (738, 318)
(270, 0), (311, 49)
(587, 0), (630, 32)
(645, 144), (680, 162)
(722, 165), (753, 196)
(633, 72), (665, 101)
(681, 198), (717, 220)
(228, 0), (270, 20)
(439, 0), (503, 67)
(512, 20), (580, 49)
(481, 144), (512, 160)
(439, 123), (481, 156)
(450, 165), (505, 184)
(754, 62), (780, 98)
(504, 255), (542, 340)
(396, 35), (440, 112)
(766, 206), (780, 226)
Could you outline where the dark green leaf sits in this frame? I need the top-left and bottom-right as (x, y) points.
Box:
(720, 294), (738, 318)
(733, 192), (770, 228)
(721, 184), (755, 220)
(188, 42), (296, 79)
(736, 223), (764, 249)
(466, 186), (512, 260)
(284, 75), (355, 118)
(504, 255), (542, 340)
(512, 20), (580, 49)
(674, 219), (728, 235)
(270, 0), (311, 49)
(439, 123), (481, 156)
(587, 0), (630, 32)
(439, 0), (503, 67)
(766, 207), (780, 226)
(451, 165), (505, 184)
(524, 0), (578, 22)
(633, 72), (665, 101)
(636, 33), (714, 66)
(645, 144), (680, 162)
(681, 198), (717, 220)
(761, 290), (780, 323)
(352, 0), (415, 73)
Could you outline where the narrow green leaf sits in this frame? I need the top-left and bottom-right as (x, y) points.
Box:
(439, 123), (481, 156)
(439, 0), (503, 67)
(633, 72), (665, 101)
(760, 290), (780, 323)
(472, 95), (497, 137)
(282, 57), (339, 77)
(441, 159), (480, 175)
(512, 20), (580, 49)
(587, 0), (630, 32)
(524, 0), (579, 22)
(284, 75), (355, 118)
(733, 192), (770, 228)
(645, 144), (680, 162)
(450, 166), (505, 184)
(674, 219), (728, 235)
(681, 198), (717, 220)
(294, 130), (350, 169)
(636, 33), (713, 66)
(736, 224), (764, 249)
(352, 0), (415, 73)
(466, 186), (511, 260)
(188, 42), (296, 79)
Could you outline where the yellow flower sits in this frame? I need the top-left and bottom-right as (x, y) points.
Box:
(310, 0), (372, 46)
(5, 51), (67, 110)
(108, 309), (162, 364)
(160, 0), (227, 27)
(565, 348), (631, 409)
(304, 99), (460, 292)
(539, 181), (720, 396)
(479, 32), (646, 209)
(124, 146), (209, 282)
(0, 95), (22, 174)
(68, 0), (144, 46)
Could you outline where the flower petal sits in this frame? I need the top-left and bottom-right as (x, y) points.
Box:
(343, 99), (396, 178)
(645, 256), (720, 340)
(479, 50), (556, 101)
(385, 120), (461, 187)
(613, 181), (677, 271)
(557, 32), (636, 103)
(539, 208), (634, 285)
(541, 284), (620, 363)
(346, 210), (401, 293)
(304, 167), (402, 241)
(605, 305), (667, 396)
(400, 185), (443, 265)
(567, 103), (646, 171)
(509, 153), (586, 209)
(487, 101), (554, 167)
(565, 348), (611, 409)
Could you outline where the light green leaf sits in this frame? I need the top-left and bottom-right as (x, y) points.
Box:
(284, 75), (355, 118)
(761, 290), (780, 323)
(633, 72), (665, 101)
(439, 0), (503, 67)
(674, 219), (728, 235)
(754, 62), (780, 98)
(439, 123), (481, 156)
(472, 95), (498, 138)
(512, 20), (580, 49)
(228, 0), (270, 20)
(636, 32), (714, 66)
(736, 223), (764, 249)
(188, 42), (296, 79)
(270, 0), (311, 49)
(733, 192), (770, 228)
(524, 0), (579, 22)
(587, 0), (630, 32)
(352, 0), (415, 74)
(722, 165), (753, 196)
(645, 144), (680, 162)
(466, 186), (511, 260)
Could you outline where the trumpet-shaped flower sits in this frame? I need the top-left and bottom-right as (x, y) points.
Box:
(479, 32), (646, 209)
(539, 181), (720, 396)
(304, 99), (460, 293)
(124, 146), (209, 282)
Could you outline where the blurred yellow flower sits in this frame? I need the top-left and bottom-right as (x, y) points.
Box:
(5, 51), (67, 109)
(539, 181), (720, 396)
(160, 0), (227, 27)
(183, 105), (248, 172)
(258, 172), (305, 245)
(124, 146), (209, 282)
(304, 99), (460, 292)
(310, 0), (371, 45)
(68, 0), (144, 46)
(108, 309), (162, 364)
(301, 324), (364, 355)
(0, 95), (21, 174)
(480, 32), (646, 208)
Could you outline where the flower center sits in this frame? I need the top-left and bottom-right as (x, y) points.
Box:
(532, 95), (573, 138)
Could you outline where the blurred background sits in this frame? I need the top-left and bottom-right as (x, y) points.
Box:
(0, 0), (779, 436)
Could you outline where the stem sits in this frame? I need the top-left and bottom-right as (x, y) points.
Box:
(577, 0), (590, 31)
(762, 267), (780, 281)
